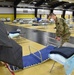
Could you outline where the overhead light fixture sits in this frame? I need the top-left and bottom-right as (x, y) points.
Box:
(69, 2), (72, 3)
(59, 0), (62, 2)
(33, 1), (37, 4)
(21, 0), (24, 2)
(64, 5), (66, 7)
(45, 3), (48, 5)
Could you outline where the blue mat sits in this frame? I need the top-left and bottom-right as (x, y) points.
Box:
(9, 31), (20, 34)
(9, 45), (55, 70)
(23, 45), (55, 67)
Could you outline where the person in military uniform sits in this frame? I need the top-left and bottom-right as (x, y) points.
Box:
(48, 13), (71, 46)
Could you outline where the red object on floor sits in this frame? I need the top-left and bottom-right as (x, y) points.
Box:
(5, 63), (15, 75)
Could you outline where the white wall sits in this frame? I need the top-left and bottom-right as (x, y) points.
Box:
(0, 7), (71, 15)
(0, 7), (14, 14)
(16, 8), (34, 14)
(38, 9), (50, 14)
(66, 11), (72, 15)
(53, 10), (72, 15)
(17, 8), (50, 14)
(53, 10), (63, 15)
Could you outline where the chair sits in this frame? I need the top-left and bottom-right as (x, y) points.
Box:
(48, 42), (74, 75)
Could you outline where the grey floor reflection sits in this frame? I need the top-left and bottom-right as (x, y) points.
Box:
(6, 24), (74, 46)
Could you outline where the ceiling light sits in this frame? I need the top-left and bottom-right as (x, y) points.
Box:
(33, 1), (37, 4)
(59, 0), (62, 2)
(21, 0), (24, 2)
(64, 5), (66, 7)
(69, 2), (72, 3)
(45, 3), (48, 5)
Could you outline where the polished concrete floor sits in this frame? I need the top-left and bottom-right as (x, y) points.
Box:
(0, 22), (74, 75)
(1, 38), (74, 75)
(5, 23), (74, 45)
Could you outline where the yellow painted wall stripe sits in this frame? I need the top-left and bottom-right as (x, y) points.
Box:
(0, 14), (14, 21)
(0, 14), (72, 21)
(16, 14), (35, 19)
(0, 14), (35, 21)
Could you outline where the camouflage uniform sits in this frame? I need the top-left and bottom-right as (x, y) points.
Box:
(55, 17), (71, 46)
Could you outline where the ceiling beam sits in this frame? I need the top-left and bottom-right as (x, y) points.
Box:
(63, 3), (74, 9)
(35, 0), (45, 6)
(14, 0), (21, 6)
(48, 1), (68, 8)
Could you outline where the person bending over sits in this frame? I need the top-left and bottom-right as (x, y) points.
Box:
(48, 13), (70, 46)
